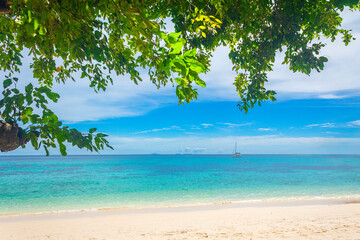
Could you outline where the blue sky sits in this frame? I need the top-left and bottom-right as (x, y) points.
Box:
(5, 10), (360, 155)
(65, 98), (360, 154)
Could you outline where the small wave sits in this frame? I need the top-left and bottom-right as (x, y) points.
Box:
(1, 195), (360, 218)
(0, 208), (100, 218)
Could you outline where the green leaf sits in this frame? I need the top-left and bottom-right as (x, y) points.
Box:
(168, 32), (182, 42)
(170, 41), (184, 54)
(184, 49), (197, 57)
(176, 86), (185, 100)
(189, 62), (205, 73)
(175, 77), (186, 85)
(89, 128), (97, 134)
(59, 143), (67, 156)
(319, 56), (328, 62)
(30, 135), (38, 149)
(3, 79), (12, 89)
(44, 146), (50, 156)
(195, 79), (206, 87)
(95, 30), (102, 39)
(44, 90), (60, 102)
(29, 114), (39, 124)
(21, 114), (29, 124)
(12, 88), (20, 94)
(106, 144), (114, 150)
(172, 58), (186, 68)
(28, 10), (32, 23)
(24, 107), (33, 115)
(25, 83), (33, 93)
(96, 133), (108, 138)
(34, 19), (39, 30)
(39, 27), (45, 35)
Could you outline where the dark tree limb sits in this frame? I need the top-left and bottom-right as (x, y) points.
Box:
(0, 121), (39, 152)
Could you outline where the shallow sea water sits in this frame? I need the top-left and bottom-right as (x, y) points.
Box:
(0, 154), (359, 214)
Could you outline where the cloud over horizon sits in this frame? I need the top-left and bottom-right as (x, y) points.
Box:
(6, 135), (360, 155)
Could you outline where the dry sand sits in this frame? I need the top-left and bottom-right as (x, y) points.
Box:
(1, 203), (360, 239)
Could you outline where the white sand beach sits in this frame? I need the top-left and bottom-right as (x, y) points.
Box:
(0, 203), (360, 239)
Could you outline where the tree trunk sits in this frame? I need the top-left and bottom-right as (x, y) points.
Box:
(0, 121), (40, 152)
(0, 121), (22, 152)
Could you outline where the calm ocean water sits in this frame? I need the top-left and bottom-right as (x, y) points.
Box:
(0, 154), (360, 215)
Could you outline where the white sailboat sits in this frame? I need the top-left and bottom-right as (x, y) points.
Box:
(233, 142), (241, 157)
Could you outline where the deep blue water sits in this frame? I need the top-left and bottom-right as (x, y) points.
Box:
(0, 154), (359, 214)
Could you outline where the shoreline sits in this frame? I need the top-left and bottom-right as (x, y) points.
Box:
(1, 195), (360, 220)
(1, 202), (359, 239)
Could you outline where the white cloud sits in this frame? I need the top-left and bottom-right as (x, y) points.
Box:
(5, 135), (360, 155)
(306, 123), (335, 128)
(136, 122), (252, 134)
(91, 135), (360, 154)
(318, 94), (344, 99)
(201, 123), (214, 128)
(347, 120), (360, 127)
(198, 10), (360, 101)
(49, 76), (175, 122)
(11, 60), (176, 122)
(135, 126), (182, 134)
(221, 122), (252, 127)
(183, 147), (207, 153)
(258, 128), (275, 131)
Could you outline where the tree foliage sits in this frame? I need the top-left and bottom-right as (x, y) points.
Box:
(0, 0), (359, 154)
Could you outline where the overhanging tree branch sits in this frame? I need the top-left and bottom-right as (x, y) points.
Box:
(0, 0), (359, 155)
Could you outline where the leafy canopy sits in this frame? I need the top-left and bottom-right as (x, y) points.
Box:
(0, 0), (359, 155)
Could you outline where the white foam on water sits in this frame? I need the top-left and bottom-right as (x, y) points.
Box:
(2, 194), (360, 218)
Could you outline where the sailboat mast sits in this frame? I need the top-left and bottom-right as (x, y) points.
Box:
(233, 142), (241, 157)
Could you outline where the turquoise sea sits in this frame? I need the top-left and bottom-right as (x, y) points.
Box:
(0, 154), (360, 215)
